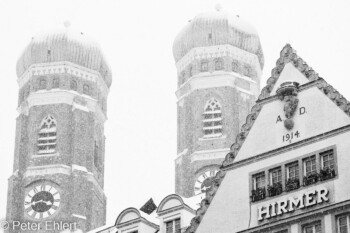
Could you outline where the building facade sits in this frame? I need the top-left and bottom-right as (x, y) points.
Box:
(184, 44), (350, 233)
(92, 195), (200, 233)
(6, 28), (111, 232)
(173, 8), (264, 198)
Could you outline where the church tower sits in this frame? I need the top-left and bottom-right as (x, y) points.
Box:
(173, 8), (264, 198)
(6, 27), (111, 232)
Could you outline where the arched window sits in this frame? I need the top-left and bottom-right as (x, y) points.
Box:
(37, 115), (57, 154)
(39, 78), (47, 90)
(53, 78), (60, 89)
(243, 64), (251, 77)
(83, 84), (90, 95)
(203, 99), (223, 138)
(70, 80), (77, 91)
(215, 59), (223, 70)
(201, 61), (208, 72)
(232, 61), (239, 72)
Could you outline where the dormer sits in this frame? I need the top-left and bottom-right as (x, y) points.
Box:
(115, 207), (159, 233)
(157, 194), (199, 233)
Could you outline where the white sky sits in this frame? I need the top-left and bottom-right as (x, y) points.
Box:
(0, 0), (350, 228)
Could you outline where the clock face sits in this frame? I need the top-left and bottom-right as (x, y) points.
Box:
(24, 184), (60, 219)
(194, 169), (219, 195)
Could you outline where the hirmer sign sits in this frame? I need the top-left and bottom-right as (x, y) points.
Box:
(258, 187), (329, 221)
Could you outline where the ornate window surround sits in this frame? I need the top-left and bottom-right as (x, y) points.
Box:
(202, 98), (223, 139)
(37, 115), (57, 155)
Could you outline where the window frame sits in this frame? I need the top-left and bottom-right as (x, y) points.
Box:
(337, 214), (350, 233)
(83, 84), (90, 95)
(53, 78), (60, 89)
(253, 172), (265, 190)
(303, 155), (317, 176)
(165, 218), (181, 233)
(269, 167), (282, 185)
(37, 115), (57, 155)
(232, 60), (239, 72)
(302, 221), (322, 233)
(320, 149), (335, 170)
(39, 78), (47, 90)
(200, 60), (209, 72)
(214, 59), (223, 71)
(249, 145), (337, 202)
(202, 98), (223, 138)
(70, 80), (78, 91)
(286, 162), (299, 180)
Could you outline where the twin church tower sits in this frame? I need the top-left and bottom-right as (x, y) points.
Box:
(6, 9), (264, 232)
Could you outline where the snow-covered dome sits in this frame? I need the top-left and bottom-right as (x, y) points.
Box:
(173, 9), (264, 68)
(16, 28), (112, 87)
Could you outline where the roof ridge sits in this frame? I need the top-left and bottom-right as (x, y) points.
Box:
(259, 43), (319, 100)
(184, 44), (350, 233)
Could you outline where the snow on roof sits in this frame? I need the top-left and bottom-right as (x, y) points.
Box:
(31, 27), (101, 49)
(172, 9), (263, 64)
(86, 225), (116, 233)
(139, 209), (159, 226)
(16, 26), (112, 86)
(181, 194), (202, 211)
(195, 10), (258, 35)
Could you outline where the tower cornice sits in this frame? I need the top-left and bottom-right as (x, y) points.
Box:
(17, 61), (109, 95)
(17, 89), (107, 122)
(176, 72), (256, 102)
(175, 44), (262, 74)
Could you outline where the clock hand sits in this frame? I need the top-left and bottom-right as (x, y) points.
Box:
(31, 199), (52, 206)
(44, 201), (53, 206)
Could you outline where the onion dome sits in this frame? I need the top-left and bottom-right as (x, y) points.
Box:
(16, 27), (112, 87)
(173, 9), (264, 68)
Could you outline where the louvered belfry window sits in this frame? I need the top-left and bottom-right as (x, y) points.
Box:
(37, 115), (57, 154)
(203, 99), (223, 138)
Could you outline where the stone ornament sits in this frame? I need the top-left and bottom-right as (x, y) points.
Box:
(276, 81), (300, 130)
(259, 44), (318, 101)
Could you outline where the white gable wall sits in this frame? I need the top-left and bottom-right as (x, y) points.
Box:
(270, 63), (310, 94)
(138, 222), (158, 233)
(160, 198), (182, 211)
(195, 62), (350, 232)
(235, 85), (350, 162)
(196, 130), (350, 232)
(119, 212), (139, 224)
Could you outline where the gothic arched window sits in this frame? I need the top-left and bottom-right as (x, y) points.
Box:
(37, 115), (57, 154)
(215, 59), (223, 70)
(201, 61), (208, 72)
(203, 99), (223, 137)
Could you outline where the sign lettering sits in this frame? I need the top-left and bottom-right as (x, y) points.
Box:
(276, 107), (307, 124)
(258, 187), (329, 221)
